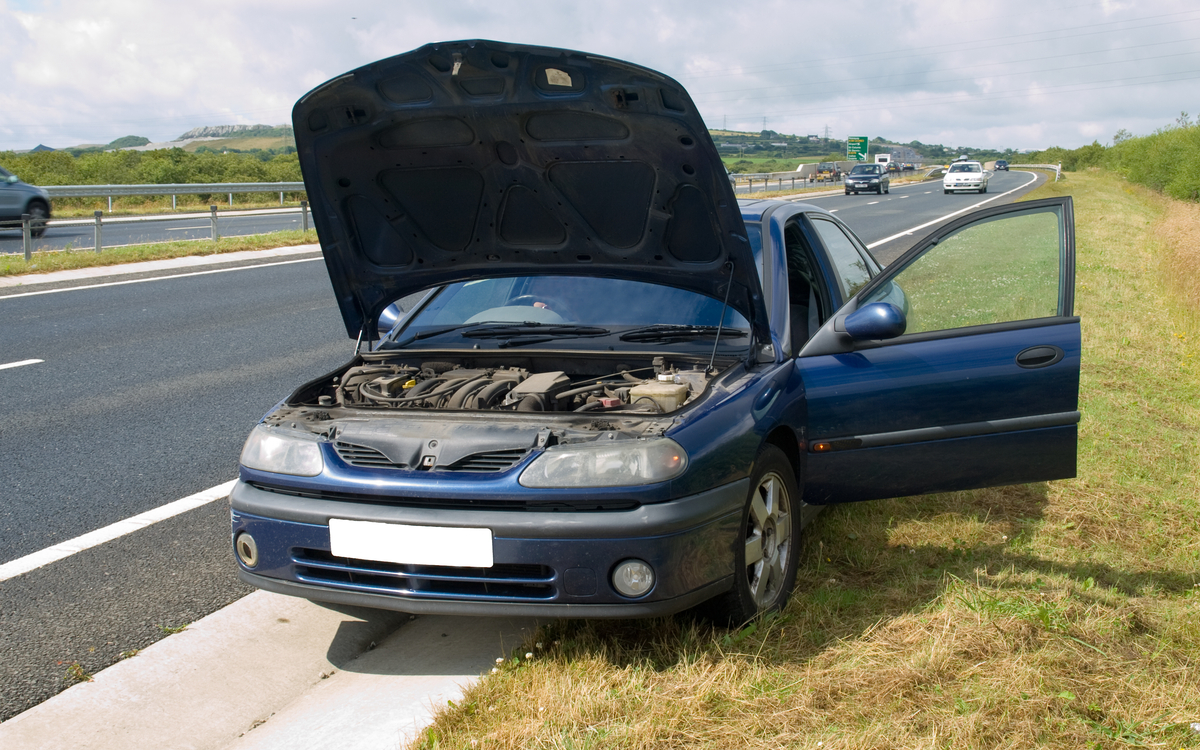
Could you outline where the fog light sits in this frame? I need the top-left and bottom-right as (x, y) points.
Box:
(235, 532), (259, 568)
(612, 559), (655, 598)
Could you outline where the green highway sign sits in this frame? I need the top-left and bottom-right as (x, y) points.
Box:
(847, 136), (868, 161)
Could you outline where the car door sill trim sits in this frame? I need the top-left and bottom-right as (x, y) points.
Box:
(811, 411), (1081, 452)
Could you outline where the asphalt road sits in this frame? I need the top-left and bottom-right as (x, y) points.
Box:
(0, 208), (309, 255)
(0, 170), (1045, 720)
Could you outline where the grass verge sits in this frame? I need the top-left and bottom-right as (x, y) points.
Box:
(0, 230), (318, 278)
(412, 170), (1200, 749)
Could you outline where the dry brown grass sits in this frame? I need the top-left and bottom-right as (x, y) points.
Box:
(409, 170), (1200, 749)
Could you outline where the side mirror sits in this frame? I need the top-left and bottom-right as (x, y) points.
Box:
(377, 302), (403, 332)
(5, 175), (19, 184)
(844, 302), (906, 341)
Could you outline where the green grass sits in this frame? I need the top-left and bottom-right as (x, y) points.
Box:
(410, 169), (1200, 749)
(873, 209), (1062, 332)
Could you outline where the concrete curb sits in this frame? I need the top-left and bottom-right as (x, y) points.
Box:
(0, 589), (536, 750)
(0, 244), (321, 288)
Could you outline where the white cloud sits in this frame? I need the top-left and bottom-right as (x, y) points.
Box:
(2, 0), (1199, 150)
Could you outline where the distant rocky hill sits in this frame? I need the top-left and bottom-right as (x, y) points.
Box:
(175, 124), (292, 140)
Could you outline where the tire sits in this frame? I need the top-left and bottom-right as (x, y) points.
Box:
(704, 444), (801, 624)
(884, 184), (890, 194)
(844, 190), (850, 195)
(27, 203), (49, 239)
(944, 189), (950, 194)
(980, 185), (987, 194)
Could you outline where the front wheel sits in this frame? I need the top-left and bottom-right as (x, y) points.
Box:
(884, 184), (890, 194)
(944, 189), (950, 194)
(705, 444), (801, 623)
(27, 203), (49, 239)
(980, 185), (988, 194)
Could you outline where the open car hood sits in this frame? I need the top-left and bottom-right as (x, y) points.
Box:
(293, 40), (767, 341)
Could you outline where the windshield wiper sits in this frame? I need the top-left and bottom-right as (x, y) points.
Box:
(462, 324), (610, 340)
(618, 324), (749, 343)
(386, 321), (501, 348)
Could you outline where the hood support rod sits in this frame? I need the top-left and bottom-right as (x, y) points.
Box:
(707, 261), (735, 374)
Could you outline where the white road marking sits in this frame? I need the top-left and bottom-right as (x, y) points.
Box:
(828, 209), (838, 213)
(0, 480), (237, 582)
(165, 226), (210, 231)
(900, 195), (910, 199)
(0, 256), (322, 300)
(0, 358), (44, 370)
(868, 201), (879, 205)
(867, 172), (1039, 249)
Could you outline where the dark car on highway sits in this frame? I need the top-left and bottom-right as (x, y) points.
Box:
(995, 159), (1010, 171)
(844, 163), (890, 194)
(0, 165), (51, 237)
(230, 40), (1081, 621)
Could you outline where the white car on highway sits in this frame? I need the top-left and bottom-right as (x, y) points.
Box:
(943, 161), (989, 194)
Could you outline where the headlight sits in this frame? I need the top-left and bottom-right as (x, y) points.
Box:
(869, 179), (879, 183)
(519, 438), (688, 488)
(239, 424), (324, 476)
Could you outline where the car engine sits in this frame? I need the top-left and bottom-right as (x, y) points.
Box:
(326, 358), (712, 415)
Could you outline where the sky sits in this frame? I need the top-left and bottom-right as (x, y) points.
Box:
(2, 0), (1198, 152)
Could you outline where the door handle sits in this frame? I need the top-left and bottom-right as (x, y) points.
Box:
(1015, 345), (1064, 369)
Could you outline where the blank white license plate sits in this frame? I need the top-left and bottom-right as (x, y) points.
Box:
(328, 519), (493, 568)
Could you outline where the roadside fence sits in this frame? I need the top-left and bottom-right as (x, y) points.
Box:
(2, 202), (311, 261)
(42, 182), (308, 212)
(1008, 163), (1063, 181)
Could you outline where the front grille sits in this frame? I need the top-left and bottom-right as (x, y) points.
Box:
(334, 441), (405, 468)
(446, 448), (529, 472)
(248, 482), (641, 512)
(292, 548), (556, 600)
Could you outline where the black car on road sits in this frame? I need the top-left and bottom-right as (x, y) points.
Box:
(844, 163), (890, 195)
(994, 159), (1010, 171)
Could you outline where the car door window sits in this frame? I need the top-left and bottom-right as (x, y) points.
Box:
(809, 217), (873, 299)
(859, 205), (1063, 334)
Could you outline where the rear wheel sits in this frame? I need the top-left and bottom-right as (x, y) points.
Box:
(704, 444), (801, 624)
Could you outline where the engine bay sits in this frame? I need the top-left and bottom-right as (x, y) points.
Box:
(323, 355), (713, 415)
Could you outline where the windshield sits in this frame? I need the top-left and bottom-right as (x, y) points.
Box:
(949, 163), (981, 173)
(386, 276), (751, 352)
(850, 165), (879, 175)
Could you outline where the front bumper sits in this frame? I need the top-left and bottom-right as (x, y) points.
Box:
(229, 478), (747, 618)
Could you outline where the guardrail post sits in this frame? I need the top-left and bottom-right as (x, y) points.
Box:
(228, 193), (233, 207)
(301, 200), (309, 232)
(94, 211), (103, 252)
(172, 195), (176, 210)
(280, 191), (284, 206)
(107, 196), (112, 213)
(211, 205), (220, 241)
(22, 213), (32, 261)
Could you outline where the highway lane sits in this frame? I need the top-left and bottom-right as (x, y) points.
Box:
(0, 256), (354, 719)
(0, 170), (1047, 720)
(796, 169), (1045, 264)
(0, 209), (309, 255)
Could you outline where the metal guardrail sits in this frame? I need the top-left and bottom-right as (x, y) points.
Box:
(1008, 163), (1063, 181)
(3, 202), (312, 261)
(42, 182), (308, 211)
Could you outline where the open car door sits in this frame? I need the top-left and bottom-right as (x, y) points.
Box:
(796, 196), (1079, 503)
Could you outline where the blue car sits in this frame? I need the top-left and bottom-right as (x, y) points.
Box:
(230, 41), (1079, 621)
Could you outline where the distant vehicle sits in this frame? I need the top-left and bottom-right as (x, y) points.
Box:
(0, 165), (52, 238)
(886, 162), (900, 173)
(943, 161), (989, 194)
(814, 162), (840, 182)
(902, 163), (916, 171)
(994, 159), (1010, 171)
(844, 163), (890, 195)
